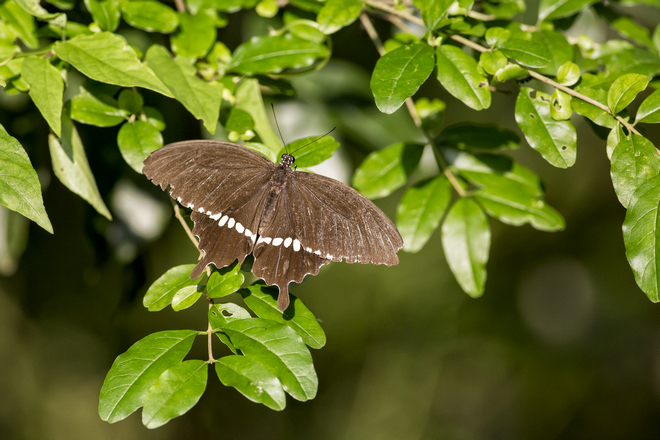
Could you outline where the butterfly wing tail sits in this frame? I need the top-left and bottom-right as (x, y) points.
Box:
(277, 285), (290, 311)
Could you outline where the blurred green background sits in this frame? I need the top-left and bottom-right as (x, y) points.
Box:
(2, 2), (660, 439)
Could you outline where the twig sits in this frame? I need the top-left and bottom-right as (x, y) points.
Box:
(364, 0), (641, 136)
(174, 0), (186, 12)
(359, 13), (385, 56)
(171, 200), (199, 248)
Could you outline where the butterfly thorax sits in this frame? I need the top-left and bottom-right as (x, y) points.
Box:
(258, 160), (293, 235)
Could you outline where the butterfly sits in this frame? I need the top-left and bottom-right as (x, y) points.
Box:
(143, 140), (403, 310)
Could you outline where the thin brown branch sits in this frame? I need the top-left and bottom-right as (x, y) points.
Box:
(360, 13), (385, 56)
(207, 312), (215, 362)
(172, 201), (199, 248)
(174, 0), (186, 12)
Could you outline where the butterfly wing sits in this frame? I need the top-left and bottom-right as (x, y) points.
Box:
(288, 171), (403, 266)
(143, 141), (275, 278)
(252, 186), (331, 310)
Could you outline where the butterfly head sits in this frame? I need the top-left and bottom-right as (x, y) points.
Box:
(281, 153), (295, 168)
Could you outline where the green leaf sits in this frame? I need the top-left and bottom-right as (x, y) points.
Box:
(117, 120), (163, 173)
(222, 318), (317, 401)
(500, 38), (551, 68)
(316, 0), (362, 35)
(54, 32), (172, 97)
(637, 89), (660, 124)
(515, 87), (577, 168)
(171, 12), (216, 58)
(84, 0), (120, 32)
(450, 151), (565, 231)
(70, 86), (127, 127)
(224, 108), (255, 134)
(370, 43), (435, 114)
(415, 97), (445, 132)
(49, 111), (112, 219)
(235, 79), (280, 151)
(144, 106), (166, 131)
(142, 360), (208, 429)
(240, 283), (326, 349)
(118, 89), (144, 114)
(277, 135), (339, 168)
(143, 264), (202, 311)
(622, 175), (660, 302)
(171, 285), (203, 311)
(539, 0), (595, 21)
(0, 124), (52, 233)
(441, 198), (490, 298)
(13, 0), (62, 20)
(120, 0), (179, 33)
(209, 303), (252, 331)
(145, 45), (222, 134)
(353, 142), (424, 199)
(244, 142), (278, 162)
(479, 50), (507, 75)
(493, 64), (529, 82)
(207, 262), (244, 299)
(482, 0), (525, 19)
(215, 355), (286, 410)
(22, 57), (63, 137)
(550, 89), (572, 121)
(536, 30), (572, 76)
(557, 61), (580, 86)
(608, 73), (651, 114)
(256, 0), (279, 17)
(439, 123), (520, 151)
(413, 0), (453, 31)
(571, 86), (617, 128)
(610, 134), (660, 208)
(606, 123), (624, 160)
(396, 175), (451, 253)
(484, 27), (510, 48)
(595, 5), (654, 49)
(435, 45), (491, 111)
(654, 23), (660, 54)
(227, 34), (329, 75)
(0, 1), (39, 48)
(99, 330), (198, 423)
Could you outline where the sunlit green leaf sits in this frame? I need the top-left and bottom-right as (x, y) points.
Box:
(413, 0), (453, 31)
(227, 34), (329, 75)
(22, 56), (63, 137)
(143, 360), (208, 429)
(240, 283), (326, 349)
(224, 108), (255, 133)
(371, 43), (435, 114)
(49, 111), (112, 219)
(550, 89), (572, 120)
(0, 123), (52, 233)
(500, 38), (551, 68)
(608, 73), (651, 114)
(222, 318), (317, 401)
(493, 64), (529, 82)
(637, 89), (660, 124)
(171, 12), (216, 58)
(316, 0), (362, 34)
(70, 85), (128, 127)
(145, 45), (222, 133)
(622, 175), (660, 302)
(536, 30), (572, 76)
(117, 120), (163, 173)
(415, 97), (445, 132)
(120, 0), (179, 33)
(235, 79), (281, 151)
(171, 285), (203, 311)
(0, 1), (39, 48)
(84, 0), (120, 32)
(571, 86), (617, 128)
(54, 32), (172, 97)
(606, 123), (624, 160)
(207, 262), (244, 299)
(396, 175), (451, 253)
(13, 0), (62, 20)
(515, 87), (576, 168)
(557, 61), (580, 86)
(277, 135), (339, 168)
(479, 49), (507, 75)
(539, 0), (595, 21)
(208, 303), (252, 330)
(244, 142), (278, 162)
(98, 330), (197, 423)
(610, 134), (660, 208)
(143, 264), (201, 312)
(118, 89), (144, 114)
(435, 45), (491, 111)
(215, 355), (286, 410)
(144, 106), (166, 131)
(485, 27), (510, 48)
(353, 142), (424, 199)
(441, 197), (490, 298)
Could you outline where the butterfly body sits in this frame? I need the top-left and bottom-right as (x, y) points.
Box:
(143, 141), (402, 310)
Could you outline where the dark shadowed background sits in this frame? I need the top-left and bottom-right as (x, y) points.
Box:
(2, 2), (660, 438)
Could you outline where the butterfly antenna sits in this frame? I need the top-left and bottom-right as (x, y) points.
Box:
(290, 127), (336, 155)
(271, 103), (289, 155)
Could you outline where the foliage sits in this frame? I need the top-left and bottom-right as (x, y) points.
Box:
(1, 0), (659, 428)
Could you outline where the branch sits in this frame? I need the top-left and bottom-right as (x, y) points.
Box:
(363, 0), (641, 136)
(171, 200), (200, 249)
(174, 0), (186, 12)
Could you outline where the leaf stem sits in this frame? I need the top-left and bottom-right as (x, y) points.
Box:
(364, 0), (641, 136)
(171, 200), (199, 248)
(174, 0), (186, 12)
